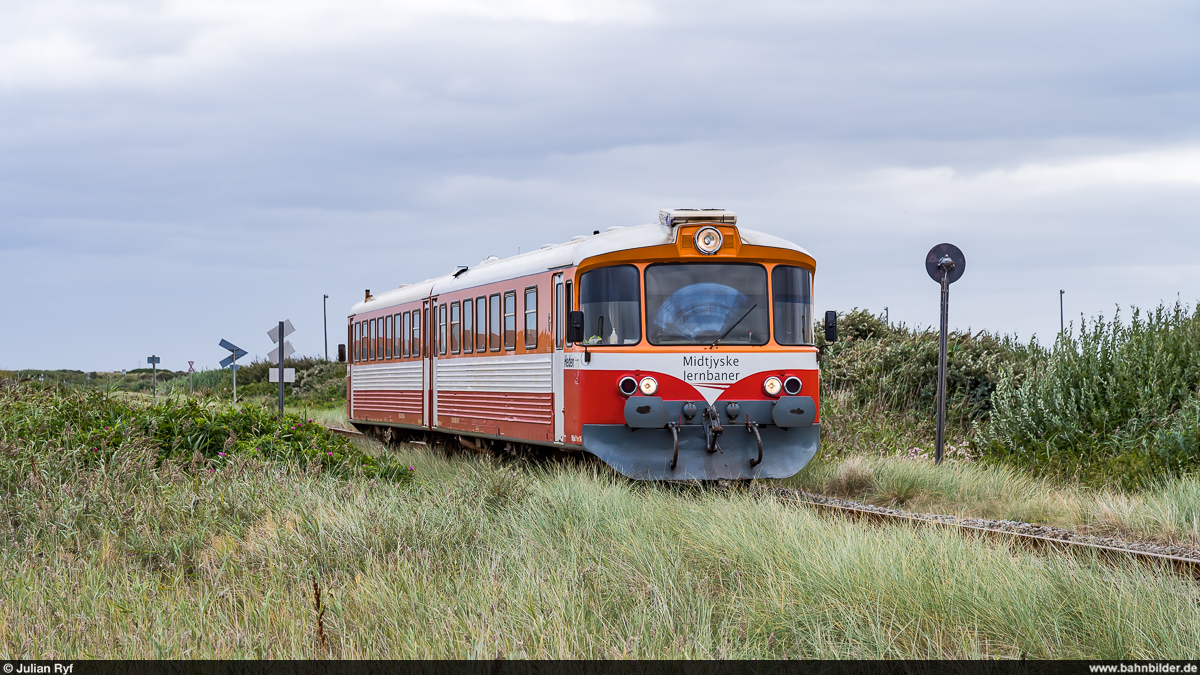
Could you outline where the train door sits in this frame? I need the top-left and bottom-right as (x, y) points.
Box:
(423, 299), (433, 429)
(552, 274), (565, 443)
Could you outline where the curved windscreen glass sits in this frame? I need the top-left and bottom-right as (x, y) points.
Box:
(646, 264), (769, 346)
(578, 265), (642, 345)
(773, 265), (814, 345)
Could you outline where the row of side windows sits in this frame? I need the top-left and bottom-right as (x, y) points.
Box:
(352, 309), (423, 363)
(350, 286), (539, 362)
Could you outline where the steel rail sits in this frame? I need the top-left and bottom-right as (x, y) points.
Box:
(767, 487), (1200, 581)
(321, 424), (363, 438)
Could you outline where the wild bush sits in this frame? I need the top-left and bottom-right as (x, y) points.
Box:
(819, 309), (1033, 422)
(977, 303), (1200, 487)
(0, 382), (411, 483)
(235, 357), (346, 407)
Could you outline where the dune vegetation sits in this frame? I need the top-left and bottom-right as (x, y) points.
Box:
(4, 301), (1200, 658)
(2, 382), (1200, 658)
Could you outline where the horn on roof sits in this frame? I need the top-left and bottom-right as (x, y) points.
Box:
(658, 208), (737, 228)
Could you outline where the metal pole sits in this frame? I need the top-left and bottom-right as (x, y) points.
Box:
(935, 260), (952, 465)
(152, 357), (157, 404)
(323, 294), (329, 361)
(233, 366), (238, 404)
(1059, 290), (1065, 335)
(278, 320), (285, 417)
(884, 306), (889, 327)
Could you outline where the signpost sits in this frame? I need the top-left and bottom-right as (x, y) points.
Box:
(219, 339), (248, 403)
(925, 243), (966, 465)
(187, 361), (195, 395)
(267, 320), (295, 417)
(269, 368), (296, 383)
(147, 355), (160, 403)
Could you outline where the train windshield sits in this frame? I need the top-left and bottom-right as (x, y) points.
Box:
(773, 265), (814, 345)
(645, 263), (769, 346)
(579, 265), (642, 345)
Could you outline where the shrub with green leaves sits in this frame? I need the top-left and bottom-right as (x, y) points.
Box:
(0, 382), (411, 483)
(233, 356), (347, 407)
(819, 308), (1034, 422)
(977, 303), (1200, 487)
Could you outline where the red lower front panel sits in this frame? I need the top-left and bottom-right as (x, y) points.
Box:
(564, 367), (820, 442)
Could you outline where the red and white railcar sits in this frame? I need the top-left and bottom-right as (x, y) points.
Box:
(344, 209), (826, 480)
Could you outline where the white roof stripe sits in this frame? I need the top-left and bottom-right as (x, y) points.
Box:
(349, 221), (811, 315)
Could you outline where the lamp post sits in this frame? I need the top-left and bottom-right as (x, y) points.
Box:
(1059, 290), (1065, 335)
(323, 294), (330, 361)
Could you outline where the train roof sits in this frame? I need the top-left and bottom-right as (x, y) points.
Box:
(349, 220), (811, 316)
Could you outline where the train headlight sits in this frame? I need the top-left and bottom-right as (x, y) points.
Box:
(783, 376), (802, 395)
(694, 227), (723, 255)
(763, 376), (783, 397)
(639, 376), (658, 396)
(618, 376), (638, 397)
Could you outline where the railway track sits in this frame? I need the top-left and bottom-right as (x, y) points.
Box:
(322, 423), (364, 438)
(333, 422), (1200, 580)
(766, 486), (1200, 581)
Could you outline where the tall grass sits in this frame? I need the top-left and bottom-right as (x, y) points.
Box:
(785, 454), (1200, 545)
(2, 383), (1197, 657)
(3, 441), (1197, 658)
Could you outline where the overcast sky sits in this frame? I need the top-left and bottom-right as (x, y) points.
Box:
(2, 0), (1198, 371)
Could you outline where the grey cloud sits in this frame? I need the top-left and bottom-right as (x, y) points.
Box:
(1, 0), (1198, 367)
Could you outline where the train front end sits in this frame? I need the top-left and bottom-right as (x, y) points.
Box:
(567, 209), (821, 481)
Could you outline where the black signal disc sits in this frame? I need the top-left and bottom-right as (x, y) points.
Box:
(926, 243), (966, 284)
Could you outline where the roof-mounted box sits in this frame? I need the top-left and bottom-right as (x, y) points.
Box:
(658, 208), (737, 228)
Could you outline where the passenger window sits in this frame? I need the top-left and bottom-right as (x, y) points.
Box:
(385, 315), (393, 359)
(504, 291), (516, 351)
(412, 310), (421, 358)
(369, 318), (377, 360)
(524, 286), (538, 349)
(462, 299), (474, 354)
(439, 304), (448, 356)
(394, 313), (402, 357)
(475, 296), (487, 352)
(489, 294), (502, 351)
(450, 302), (461, 354)
(402, 313), (410, 358)
(354, 322), (361, 361)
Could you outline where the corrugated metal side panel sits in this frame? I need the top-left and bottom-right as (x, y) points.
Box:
(353, 391), (423, 415)
(439, 392), (553, 425)
(351, 362), (423, 391)
(435, 355), (552, 393)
